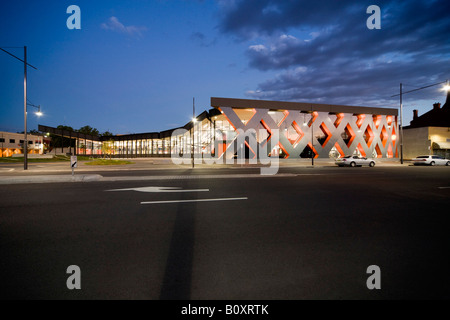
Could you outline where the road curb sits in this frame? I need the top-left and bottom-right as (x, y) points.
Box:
(0, 174), (103, 185)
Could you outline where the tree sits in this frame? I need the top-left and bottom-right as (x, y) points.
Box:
(101, 139), (115, 159)
(100, 131), (114, 137)
(77, 125), (99, 136)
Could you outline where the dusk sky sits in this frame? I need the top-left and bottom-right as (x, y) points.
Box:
(1, 0), (449, 135)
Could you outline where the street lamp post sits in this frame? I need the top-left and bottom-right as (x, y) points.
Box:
(0, 46), (37, 170)
(24, 46), (27, 169)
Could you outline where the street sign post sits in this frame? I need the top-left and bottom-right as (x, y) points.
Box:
(71, 155), (77, 176)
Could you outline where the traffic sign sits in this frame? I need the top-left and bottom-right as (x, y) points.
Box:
(71, 156), (77, 176)
(71, 156), (77, 168)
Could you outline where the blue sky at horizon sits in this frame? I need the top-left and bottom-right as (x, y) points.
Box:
(1, 0), (449, 134)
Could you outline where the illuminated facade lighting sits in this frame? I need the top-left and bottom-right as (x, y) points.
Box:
(37, 97), (399, 159)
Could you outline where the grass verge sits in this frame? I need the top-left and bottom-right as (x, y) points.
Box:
(0, 155), (70, 162)
(84, 159), (133, 166)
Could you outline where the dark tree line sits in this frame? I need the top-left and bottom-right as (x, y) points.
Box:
(50, 125), (113, 149)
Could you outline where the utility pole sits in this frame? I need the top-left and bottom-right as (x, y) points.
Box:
(192, 97), (195, 169)
(311, 107), (314, 166)
(400, 83), (403, 164)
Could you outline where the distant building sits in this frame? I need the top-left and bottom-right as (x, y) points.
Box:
(0, 131), (46, 157)
(403, 90), (450, 159)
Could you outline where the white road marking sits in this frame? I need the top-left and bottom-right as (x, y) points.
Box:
(141, 197), (248, 205)
(438, 187), (450, 189)
(101, 173), (301, 181)
(106, 186), (209, 193)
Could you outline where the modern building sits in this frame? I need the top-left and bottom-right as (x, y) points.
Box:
(38, 97), (399, 160)
(0, 131), (46, 157)
(403, 91), (450, 159)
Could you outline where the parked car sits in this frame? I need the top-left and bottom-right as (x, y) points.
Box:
(411, 155), (450, 166)
(335, 155), (376, 167)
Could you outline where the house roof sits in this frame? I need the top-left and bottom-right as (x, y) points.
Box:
(406, 90), (450, 128)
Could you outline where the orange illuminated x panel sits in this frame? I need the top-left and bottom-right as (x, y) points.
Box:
(319, 122), (332, 147)
(357, 143), (366, 157)
(334, 113), (344, 128)
(334, 142), (345, 158)
(260, 119), (272, 139)
(364, 126), (374, 148)
(278, 142), (290, 159)
(356, 114), (365, 129)
(344, 124), (356, 148)
(387, 115), (393, 127)
(217, 143), (226, 159)
(278, 110), (289, 127)
(218, 107), (237, 131)
(290, 121), (305, 147)
(259, 119), (272, 147)
(308, 111), (318, 127)
(373, 115), (381, 129)
(375, 144), (382, 158)
(391, 126), (397, 147)
(380, 126), (388, 148)
(244, 140), (257, 159)
(387, 144), (394, 158)
(307, 143), (319, 159)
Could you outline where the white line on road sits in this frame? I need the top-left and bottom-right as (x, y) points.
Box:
(438, 187), (450, 189)
(140, 197), (248, 205)
(106, 186), (209, 193)
(102, 173), (301, 181)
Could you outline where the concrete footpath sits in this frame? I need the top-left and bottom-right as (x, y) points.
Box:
(0, 174), (104, 184)
(0, 157), (410, 185)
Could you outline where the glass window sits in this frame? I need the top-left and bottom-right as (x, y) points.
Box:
(0, 138), (4, 143)
(10, 139), (15, 143)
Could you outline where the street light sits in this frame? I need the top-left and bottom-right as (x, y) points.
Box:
(0, 46), (37, 170)
(27, 101), (43, 117)
(391, 79), (448, 164)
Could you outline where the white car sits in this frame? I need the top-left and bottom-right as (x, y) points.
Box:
(412, 155), (450, 166)
(335, 155), (376, 167)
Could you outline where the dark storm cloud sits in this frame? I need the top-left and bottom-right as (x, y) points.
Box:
(218, 0), (357, 38)
(217, 0), (450, 108)
(250, 59), (447, 106)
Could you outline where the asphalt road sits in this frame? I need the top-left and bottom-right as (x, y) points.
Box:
(0, 166), (449, 299)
